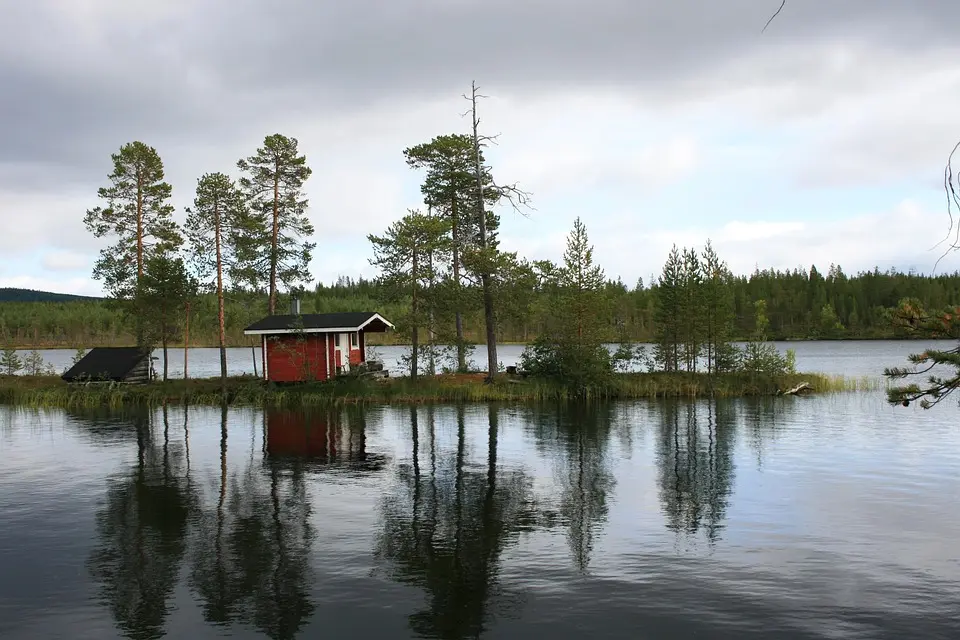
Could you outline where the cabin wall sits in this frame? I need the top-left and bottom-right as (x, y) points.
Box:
(265, 335), (329, 383)
(122, 358), (151, 384)
(327, 334), (336, 377)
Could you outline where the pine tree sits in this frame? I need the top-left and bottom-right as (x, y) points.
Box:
(404, 133), (500, 372)
(0, 346), (22, 376)
(885, 298), (960, 408)
(700, 240), (735, 374)
(369, 211), (451, 380)
(84, 142), (180, 294)
(679, 247), (705, 372)
(237, 134), (314, 315)
(23, 350), (44, 376)
(654, 245), (683, 371)
(84, 141), (181, 342)
(467, 81), (502, 381)
(138, 250), (197, 381)
(185, 172), (248, 391)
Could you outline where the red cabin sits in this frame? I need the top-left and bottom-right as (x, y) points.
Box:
(243, 311), (394, 383)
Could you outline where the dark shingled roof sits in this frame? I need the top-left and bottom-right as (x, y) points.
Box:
(61, 347), (151, 382)
(244, 312), (391, 333)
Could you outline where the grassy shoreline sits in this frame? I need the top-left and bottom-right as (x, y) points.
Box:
(0, 372), (881, 409)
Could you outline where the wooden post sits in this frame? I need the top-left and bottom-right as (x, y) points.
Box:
(252, 345), (258, 378)
(184, 301), (191, 380)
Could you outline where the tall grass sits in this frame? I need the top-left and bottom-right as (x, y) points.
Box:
(0, 370), (880, 409)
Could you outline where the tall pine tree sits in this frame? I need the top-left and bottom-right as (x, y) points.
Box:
(237, 134), (314, 314)
(403, 133), (499, 371)
(185, 172), (248, 390)
(84, 141), (180, 344)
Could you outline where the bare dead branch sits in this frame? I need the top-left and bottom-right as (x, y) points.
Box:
(932, 139), (960, 272)
(762, 1), (786, 33)
(491, 181), (535, 218)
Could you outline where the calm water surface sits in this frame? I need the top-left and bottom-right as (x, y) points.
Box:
(1, 391), (959, 639)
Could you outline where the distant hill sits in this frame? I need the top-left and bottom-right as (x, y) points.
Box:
(0, 288), (102, 303)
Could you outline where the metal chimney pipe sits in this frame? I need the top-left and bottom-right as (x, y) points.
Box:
(291, 297), (301, 315)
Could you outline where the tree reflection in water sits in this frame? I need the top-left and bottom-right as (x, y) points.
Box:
(656, 400), (736, 543)
(533, 404), (617, 572)
(376, 404), (539, 639)
(87, 404), (195, 640)
(187, 406), (383, 639)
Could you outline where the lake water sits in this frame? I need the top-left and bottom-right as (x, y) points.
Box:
(2, 342), (960, 638)
(15, 339), (960, 379)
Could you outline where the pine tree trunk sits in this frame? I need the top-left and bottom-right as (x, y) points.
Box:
(136, 173), (144, 283)
(215, 203), (228, 395)
(427, 244), (436, 376)
(411, 246), (420, 381)
(162, 330), (169, 382)
(135, 172), (145, 346)
(183, 302), (190, 379)
(451, 195), (466, 372)
(268, 170), (280, 315)
(481, 275), (497, 378)
(470, 81), (497, 382)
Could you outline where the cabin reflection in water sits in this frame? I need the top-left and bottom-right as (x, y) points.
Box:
(265, 407), (387, 473)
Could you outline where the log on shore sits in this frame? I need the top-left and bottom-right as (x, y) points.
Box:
(782, 382), (812, 396)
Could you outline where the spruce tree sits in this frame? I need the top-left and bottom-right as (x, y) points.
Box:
(700, 240), (735, 374)
(654, 245), (683, 371)
(680, 247), (705, 372)
(237, 134), (314, 315)
(559, 217), (607, 346)
(520, 218), (611, 392)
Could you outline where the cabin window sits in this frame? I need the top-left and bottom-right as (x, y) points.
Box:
(334, 334), (341, 347)
(351, 332), (358, 348)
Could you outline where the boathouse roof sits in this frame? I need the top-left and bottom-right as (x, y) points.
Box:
(61, 347), (152, 383)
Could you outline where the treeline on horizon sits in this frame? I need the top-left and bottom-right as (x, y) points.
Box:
(3, 265), (960, 349)
(1, 76), (954, 394)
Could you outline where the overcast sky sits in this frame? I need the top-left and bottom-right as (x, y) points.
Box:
(2, 0), (960, 296)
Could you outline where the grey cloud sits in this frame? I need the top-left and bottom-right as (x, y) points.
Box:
(2, 0), (959, 186)
(190, 0), (959, 100)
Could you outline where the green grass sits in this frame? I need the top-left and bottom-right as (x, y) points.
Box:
(0, 370), (882, 409)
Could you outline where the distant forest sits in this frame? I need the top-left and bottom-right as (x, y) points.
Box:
(2, 266), (959, 348)
(0, 288), (99, 303)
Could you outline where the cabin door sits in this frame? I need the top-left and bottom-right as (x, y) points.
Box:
(340, 333), (350, 373)
(334, 333), (350, 374)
